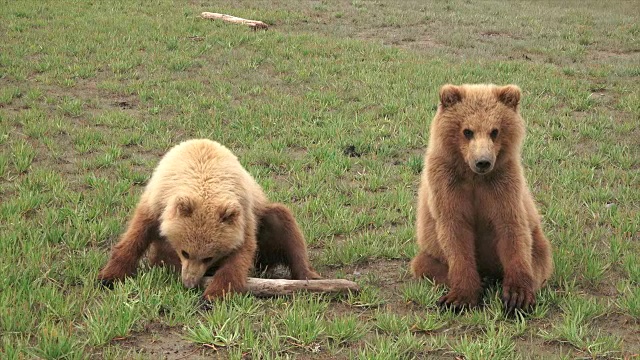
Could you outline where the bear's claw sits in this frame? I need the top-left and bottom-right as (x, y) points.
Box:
(98, 278), (115, 290)
(502, 285), (535, 314)
(198, 296), (215, 311)
(436, 289), (479, 311)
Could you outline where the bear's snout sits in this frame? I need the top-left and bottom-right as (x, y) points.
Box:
(475, 158), (493, 172)
(471, 155), (495, 174)
(181, 261), (208, 289)
(182, 275), (200, 289)
(467, 138), (496, 175)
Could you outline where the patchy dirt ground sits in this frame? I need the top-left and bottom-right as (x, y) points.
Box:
(115, 324), (209, 360)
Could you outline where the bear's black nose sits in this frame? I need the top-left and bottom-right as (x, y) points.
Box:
(475, 160), (492, 171)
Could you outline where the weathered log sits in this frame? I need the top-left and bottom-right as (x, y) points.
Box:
(200, 277), (359, 297)
(201, 12), (268, 30)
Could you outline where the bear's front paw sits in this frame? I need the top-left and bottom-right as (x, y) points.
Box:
(198, 296), (216, 311)
(97, 278), (115, 289)
(202, 284), (239, 302)
(201, 288), (226, 301)
(502, 283), (535, 314)
(97, 264), (135, 288)
(436, 288), (480, 311)
(303, 270), (322, 280)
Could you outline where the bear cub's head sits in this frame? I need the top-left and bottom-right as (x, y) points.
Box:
(160, 195), (245, 289)
(436, 84), (525, 175)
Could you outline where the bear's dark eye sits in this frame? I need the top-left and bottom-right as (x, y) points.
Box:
(490, 129), (499, 140)
(202, 257), (213, 263)
(463, 129), (474, 140)
(181, 250), (190, 259)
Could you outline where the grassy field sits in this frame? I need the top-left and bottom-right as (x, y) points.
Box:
(1, 0), (638, 358)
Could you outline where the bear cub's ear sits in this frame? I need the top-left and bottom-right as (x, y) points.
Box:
(173, 196), (196, 218)
(439, 84), (464, 108)
(496, 85), (521, 110)
(219, 203), (241, 224)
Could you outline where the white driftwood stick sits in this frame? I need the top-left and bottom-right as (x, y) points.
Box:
(201, 12), (268, 30)
(200, 277), (360, 297)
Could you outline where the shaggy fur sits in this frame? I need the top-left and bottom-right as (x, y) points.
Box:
(410, 84), (553, 312)
(98, 139), (320, 300)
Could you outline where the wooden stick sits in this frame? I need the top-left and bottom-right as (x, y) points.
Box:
(200, 277), (360, 297)
(201, 12), (268, 30)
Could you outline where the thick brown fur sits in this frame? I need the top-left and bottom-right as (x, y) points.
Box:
(98, 139), (320, 301)
(410, 84), (553, 313)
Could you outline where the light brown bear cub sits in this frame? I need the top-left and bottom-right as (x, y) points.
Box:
(411, 84), (553, 313)
(98, 139), (320, 300)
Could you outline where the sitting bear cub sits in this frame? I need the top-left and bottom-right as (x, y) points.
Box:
(411, 84), (553, 313)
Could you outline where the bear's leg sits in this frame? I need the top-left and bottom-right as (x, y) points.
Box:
(495, 216), (536, 313)
(148, 239), (181, 273)
(434, 221), (482, 309)
(410, 250), (449, 285)
(255, 203), (321, 280)
(202, 233), (256, 300)
(412, 203), (448, 283)
(98, 202), (159, 287)
(530, 225), (553, 290)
